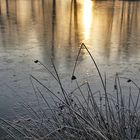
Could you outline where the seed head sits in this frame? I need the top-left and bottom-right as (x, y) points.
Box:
(34, 60), (39, 63)
(71, 75), (76, 80)
(127, 79), (132, 83)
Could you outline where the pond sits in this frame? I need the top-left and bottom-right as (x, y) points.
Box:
(0, 0), (140, 120)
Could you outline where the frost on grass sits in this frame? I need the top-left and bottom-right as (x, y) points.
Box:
(1, 44), (140, 140)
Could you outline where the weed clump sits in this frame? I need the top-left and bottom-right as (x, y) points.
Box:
(1, 43), (140, 140)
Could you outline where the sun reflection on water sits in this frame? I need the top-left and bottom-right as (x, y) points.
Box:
(83, 0), (94, 40)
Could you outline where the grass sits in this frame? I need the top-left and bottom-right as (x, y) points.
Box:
(0, 43), (140, 140)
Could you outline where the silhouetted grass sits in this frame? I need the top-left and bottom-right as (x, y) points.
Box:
(0, 43), (140, 140)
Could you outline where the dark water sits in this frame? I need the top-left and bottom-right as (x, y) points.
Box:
(0, 0), (140, 119)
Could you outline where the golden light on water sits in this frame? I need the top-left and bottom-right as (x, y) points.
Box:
(0, 0), (139, 63)
(16, 1), (31, 25)
(82, 0), (94, 40)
